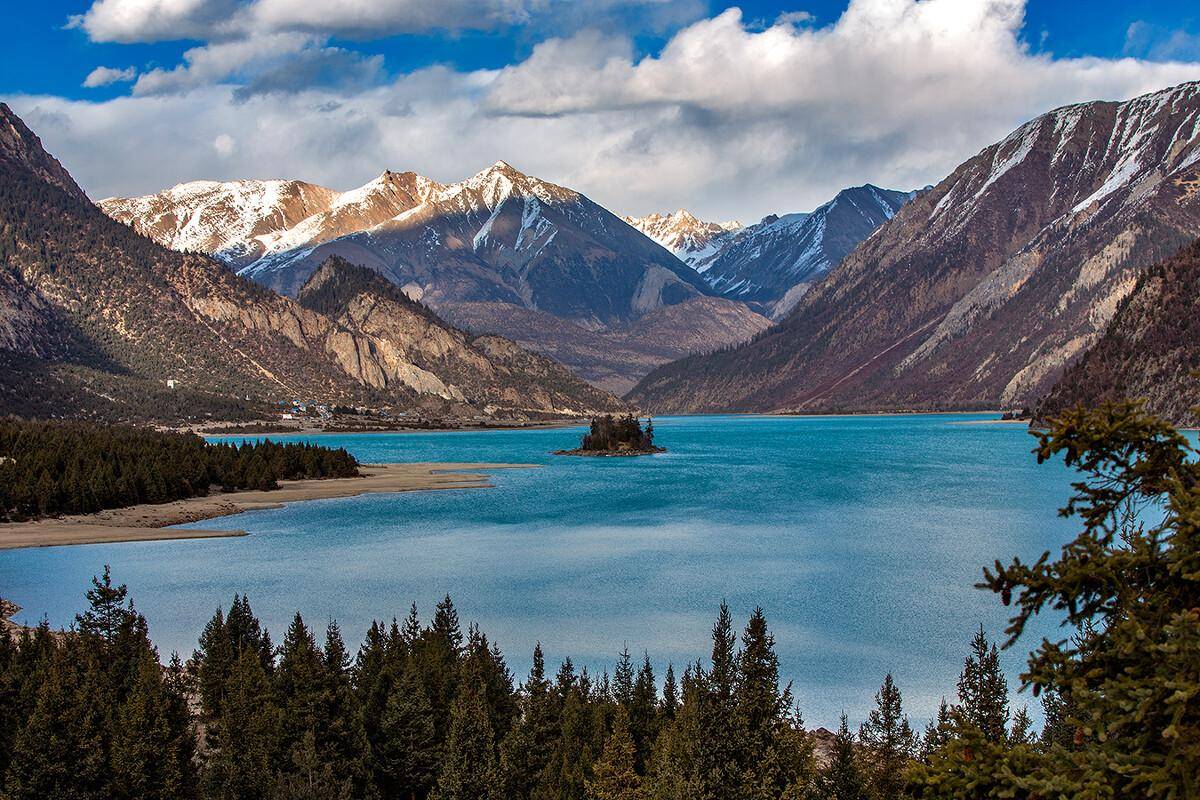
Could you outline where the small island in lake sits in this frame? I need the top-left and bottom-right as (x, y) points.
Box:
(555, 414), (666, 456)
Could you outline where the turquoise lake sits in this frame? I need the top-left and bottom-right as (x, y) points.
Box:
(0, 414), (1083, 729)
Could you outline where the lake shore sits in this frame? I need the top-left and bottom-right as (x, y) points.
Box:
(0, 462), (537, 551)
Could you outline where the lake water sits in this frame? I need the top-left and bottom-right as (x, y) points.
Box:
(0, 414), (1082, 729)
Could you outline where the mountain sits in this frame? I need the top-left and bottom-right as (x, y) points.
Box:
(1038, 237), (1200, 426)
(102, 163), (770, 394)
(440, 295), (772, 395)
(625, 186), (915, 320)
(105, 161), (711, 322)
(630, 81), (1200, 414)
(0, 104), (622, 423)
(296, 257), (623, 415)
(622, 209), (742, 271)
(700, 185), (916, 319)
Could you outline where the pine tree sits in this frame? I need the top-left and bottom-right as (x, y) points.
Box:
(630, 652), (657, 771)
(109, 651), (197, 800)
(815, 715), (868, 800)
(919, 698), (953, 761)
(954, 626), (1008, 743)
(375, 668), (439, 800)
(320, 621), (371, 794)
(494, 644), (557, 800)
(75, 565), (131, 645)
(613, 645), (635, 708)
(536, 684), (596, 800)
(857, 674), (916, 800)
(433, 677), (496, 800)
(203, 650), (282, 800)
(1009, 706), (1034, 746)
(1039, 688), (1076, 750)
(661, 664), (679, 721)
(586, 707), (640, 800)
(694, 603), (741, 800)
(271, 731), (353, 800)
(195, 606), (234, 718)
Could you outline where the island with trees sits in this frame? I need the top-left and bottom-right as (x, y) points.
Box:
(555, 414), (665, 456)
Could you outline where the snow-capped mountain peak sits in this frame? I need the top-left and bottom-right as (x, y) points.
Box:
(622, 208), (743, 270)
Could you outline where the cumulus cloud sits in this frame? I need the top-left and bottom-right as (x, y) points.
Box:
(24, 0), (1200, 222)
(129, 33), (383, 98)
(82, 65), (138, 87)
(69, 0), (244, 44)
(132, 32), (314, 95)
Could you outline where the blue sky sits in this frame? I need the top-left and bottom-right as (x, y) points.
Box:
(6, 1), (1199, 99)
(5, 1), (1200, 220)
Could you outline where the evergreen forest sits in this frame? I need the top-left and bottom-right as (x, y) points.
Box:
(0, 419), (359, 521)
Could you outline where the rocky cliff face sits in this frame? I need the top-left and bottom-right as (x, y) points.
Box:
(631, 81), (1200, 414)
(0, 106), (623, 422)
(1038, 237), (1200, 426)
(297, 258), (625, 414)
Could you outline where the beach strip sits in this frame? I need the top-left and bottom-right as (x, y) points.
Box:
(0, 462), (536, 550)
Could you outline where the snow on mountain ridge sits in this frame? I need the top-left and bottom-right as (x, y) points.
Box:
(622, 208), (743, 270)
(698, 184), (914, 318)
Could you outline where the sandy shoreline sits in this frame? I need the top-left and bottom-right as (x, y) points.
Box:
(0, 462), (536, 551)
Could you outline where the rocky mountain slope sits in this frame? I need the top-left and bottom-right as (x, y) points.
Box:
(296, 257), (622, 415)
(442, 295), (771, 395)
(103, 163), (770, 393)
(105, 162), (711, 322)
(0, 104), (622, 423)
(1038, 237), (1200, 426)
(622, 209), (742, 271)
(631, 81), (1200, 414)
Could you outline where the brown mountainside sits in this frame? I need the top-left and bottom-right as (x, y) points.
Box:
(296, 258), (624, 414)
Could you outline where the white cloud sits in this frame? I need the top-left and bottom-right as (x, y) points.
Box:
(132, 33), (314, 95)
(82, 65), (138, 88)
(70, 0), (243, 43)
(23, 0), (1200, 223)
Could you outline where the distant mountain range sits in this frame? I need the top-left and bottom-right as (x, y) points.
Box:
(102, 164), (770, 394)
(631, 81), (1200, 414)
(0, 103), (622, 423)
(627, 186), (915, 319)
